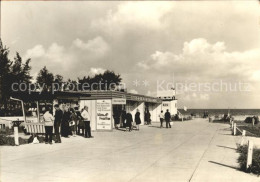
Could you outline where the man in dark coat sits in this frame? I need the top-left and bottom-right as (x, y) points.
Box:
(126, 112), (133, 132)
(135, 109), (141, 130)
(54, 104), (63, 143)
(121, 109), (127, 128)
(164, 109), (171, 128)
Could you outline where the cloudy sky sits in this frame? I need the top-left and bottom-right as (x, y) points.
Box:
(2, 1), (260, 108)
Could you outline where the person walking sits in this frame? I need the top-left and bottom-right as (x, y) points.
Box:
(81, 106), (93, 138)
(126, 112), (133, 132)
(159, 110), (164, 128)
(165, 109), (171, 128)
(43, 107), (54, 144)
(54, 104), (62, 143)
(61, 106), (70, 137)
(135, 109), (141, 131)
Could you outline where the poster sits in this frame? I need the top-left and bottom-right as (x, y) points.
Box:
(96, 100), (112, 130)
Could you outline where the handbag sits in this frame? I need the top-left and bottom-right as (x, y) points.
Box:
(69, 121), (75, 126)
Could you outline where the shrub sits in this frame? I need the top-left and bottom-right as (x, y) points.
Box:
(237, 145), (260, 175)
(244, 116), (259, 124)
(0, 134), (29, 146)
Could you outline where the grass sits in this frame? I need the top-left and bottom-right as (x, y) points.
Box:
(235, 122), (260, 137)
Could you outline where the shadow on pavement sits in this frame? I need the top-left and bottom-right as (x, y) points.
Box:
(208, 161), (238, 170)
(217, 145), (237, 150)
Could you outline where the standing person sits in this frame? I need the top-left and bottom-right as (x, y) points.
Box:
(77, 109), (85, 136)
(147, 110), (151, 125)
(126, 112), (133, 132)
(43, 107), (54, 144)
(113, 108), (120, 129)
(165, 109), (171, 128)
(126, 112), (133, 131)
(61, 106), (70, 137)
(54, 104), (62, 143)
(135, 109), (141, 131)
(81, 106), (93, 138)
(159, 110), (164, 128)
(69, 108), (77, 137)
(121, 109), (127, 128)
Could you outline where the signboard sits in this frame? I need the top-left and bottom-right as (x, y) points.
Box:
(162, 101), (171, 112)
(96, 100), (112, 130)
(112, 98), (126, 105)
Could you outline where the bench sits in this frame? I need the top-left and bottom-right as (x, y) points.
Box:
(24, 123), (46, 134)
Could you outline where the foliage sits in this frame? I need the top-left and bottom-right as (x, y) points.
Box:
(237, 145), (260, 175)
(0, 134), (28, 146)
(36, 66), (54, 92)
(78, 70), (122, 90)
(0, 40), (32, 109)
(245, 116), (259, 124)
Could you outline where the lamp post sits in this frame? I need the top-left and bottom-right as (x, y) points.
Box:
(12, 119), (23, 146)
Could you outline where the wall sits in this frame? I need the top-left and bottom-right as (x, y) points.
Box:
(150, 103), (162, 122)
(161, 100), (177, 115)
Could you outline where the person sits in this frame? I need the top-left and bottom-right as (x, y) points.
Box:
(81, 106), (93, 138)
(126, 112), (133, 132)
(54, 104), (62, 143)
(121, 109), (127, 128)
(69, 108), (77, 137)
(113, 108), (120, 129)
(147, 110), (151, 125)
(135, 109), (141, 131)
(159, 110), (164, 128)
(43, 107), (54, 144)
(165, 109), (171, 128)
(61, 106), (70, 137)
(77, 109), (85, 136)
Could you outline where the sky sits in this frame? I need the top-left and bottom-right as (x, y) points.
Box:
(1, 1), (260, 109)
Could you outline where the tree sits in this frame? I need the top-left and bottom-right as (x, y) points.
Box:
(0, 40), (33, 109)
(78, 70), (122, 91)
(36, 66), (54, 92)
(0, 40), (12, 107)
(11, 52), (32, 90)
(53, 74), (64, 91)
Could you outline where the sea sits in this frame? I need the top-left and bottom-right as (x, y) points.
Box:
(178, 109), (260, 121)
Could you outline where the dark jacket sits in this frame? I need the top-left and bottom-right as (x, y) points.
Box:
(54, 109), (63, 125)
(126, 113), (133, 127)
(165, 111), (171, 122)
(135, 112), (141, 125)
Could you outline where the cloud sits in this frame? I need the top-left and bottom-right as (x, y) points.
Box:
(91, 2), (174, 35)
(89, 67), (106, 76)
(25, 44), (45, 59)
(72, 36), (109, 55)
(24, 37), (110, 79)
(137, 38), (260, 81)
(129, 89), (138, 94)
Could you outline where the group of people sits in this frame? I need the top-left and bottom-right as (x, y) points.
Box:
(159, 109), (172, 128)
(114, 109), (142, 132)
(43, 105), (93, 145)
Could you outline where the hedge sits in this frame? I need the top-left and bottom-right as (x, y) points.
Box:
(237, 145), (260, 175)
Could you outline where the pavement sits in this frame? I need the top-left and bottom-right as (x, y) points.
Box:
(1, 118), (259, 182)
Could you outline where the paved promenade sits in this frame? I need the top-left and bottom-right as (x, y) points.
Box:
(1, 118), (259, 182)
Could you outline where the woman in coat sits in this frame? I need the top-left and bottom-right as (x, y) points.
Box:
(61, 107), (70, 137)
(125, 112), (133, 132)
(135, 109), (141, 131)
